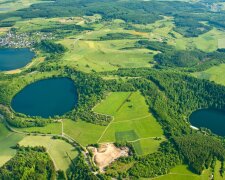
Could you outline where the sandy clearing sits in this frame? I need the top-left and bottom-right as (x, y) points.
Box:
(90, 143), (129, 172)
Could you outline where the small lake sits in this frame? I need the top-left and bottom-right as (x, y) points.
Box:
(0, 48), (35, 71)
(190, 109), (225, 136)
(11, 78), (78, 118)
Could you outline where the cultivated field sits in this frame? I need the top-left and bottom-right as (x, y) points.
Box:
(218, 38), (225, 49)
(63, 119), (106, 146)
(60, 37), (153, 72)
(94, 91), (165, 155)
(193, 64), (225, 86)
(15, 121), (62, 135)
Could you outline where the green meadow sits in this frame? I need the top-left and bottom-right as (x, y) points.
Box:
(15, 122), (62, 135)
(63, 119), (106, 146)
(60, 37), (153, 72)
(0, 123), (24, 167)
(94, 91), (165, 155)
(169, 28), (225, 52)
(193, 64), (225, 86)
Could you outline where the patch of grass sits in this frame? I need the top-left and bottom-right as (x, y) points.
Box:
(115, 130), (139, 142)
(19, 135), (78, 171)
(132, 138), (164, 156)
(132, 141), (143, 155)
(214, 161), (224, 180)
(168, 28), (225, 52)
(58, 21), (156, 72)
(114, 92), (150, 122)
(218, 38), (225, 49)
(193, 64), (225, 86)
(63, 119), (106, 146)
(0, 123), (24, 167)
(95, 91), (164, 155)
(99, 116), (163, 143)
(15, 122), (62, 134)
(94, 92), (131, 115)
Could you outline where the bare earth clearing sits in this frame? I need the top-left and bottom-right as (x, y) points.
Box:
(89, 143), (129, 172)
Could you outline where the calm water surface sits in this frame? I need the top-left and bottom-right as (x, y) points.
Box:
(11, 78), (78, 118)
(190, 109), (225, 136)
(0, 48), (34, 71)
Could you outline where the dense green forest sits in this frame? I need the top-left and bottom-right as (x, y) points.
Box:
(0, 146), (56, 180)
(175, 134), (225, 174)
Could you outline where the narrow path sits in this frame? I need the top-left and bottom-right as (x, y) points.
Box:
(97, 116), (114, 143)
(46, 141), (59, 170)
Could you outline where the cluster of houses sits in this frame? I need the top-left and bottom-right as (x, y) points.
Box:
(0, 31), (54, 48)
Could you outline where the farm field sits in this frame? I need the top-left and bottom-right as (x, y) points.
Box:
(19, 135), (78, 171)
(168, 28), (225, 52)
(15, 122), (62, 135)
(193, 64), (225, 86)
(60, 37), (153, 72)
(0, 123), (24, 167)
(94, 91), (165, 155)
(63, 119), (106, 146)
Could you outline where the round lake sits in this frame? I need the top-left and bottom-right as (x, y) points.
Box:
(11, 78), (78, 118)
(190, 109), (225, 136)
(0, 48), (35, 71)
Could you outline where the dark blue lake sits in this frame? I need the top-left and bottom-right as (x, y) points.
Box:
(0, 48), (34, 71)
(190, 109), (225, 136)
(11, 78), (78, 118)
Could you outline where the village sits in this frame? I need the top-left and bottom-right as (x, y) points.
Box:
(0, 30), (54, 48)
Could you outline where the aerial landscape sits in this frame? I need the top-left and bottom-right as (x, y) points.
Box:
(0, 0), (225, 179)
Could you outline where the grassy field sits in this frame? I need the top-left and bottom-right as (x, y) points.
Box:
(94, 91), (165, 155)
(218, 38), (225, 49)
(150, 165), (213, 180)
(214, 161), (224, 180)
(132, 138), (165, 156)
(0, 123), (24, 167)
(15, 122), (62, 135)
(169, 28), (225, 52)
(193, 64), (225, 86)
(60, 37), (153, 72)
(63, 119), (106, 146)
(19, 135), (78, 171)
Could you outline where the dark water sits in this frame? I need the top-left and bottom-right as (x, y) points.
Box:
(11, 78), (78, 118)
(0, 48), (35, 71)
(190, 109), (225, 136)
